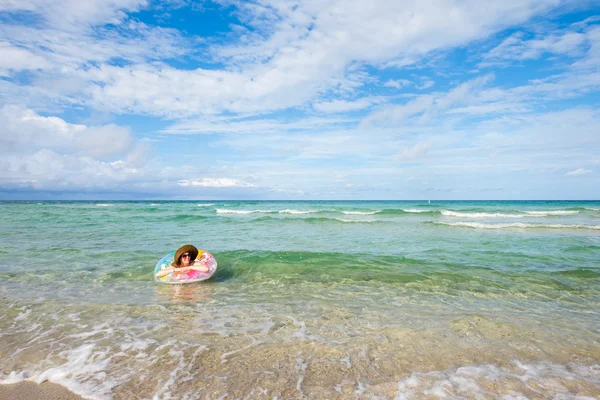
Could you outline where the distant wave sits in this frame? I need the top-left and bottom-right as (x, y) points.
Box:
(432, 221), (600, 230)
(441, 210), (525, 218)
(335, 218), (378, 223)
(197, 203), (215, 207)
(377, 209), (439, 216)
(216, 208), (320, 215)
(342, 211), (380, 215)
(524, 210), (579, 216)
(216, 209), (273, 214)
(278, 209), (318, 214)
(250, 216), (385, 224)
(441, 210), (580, 218)
(95, 204), (113, 207)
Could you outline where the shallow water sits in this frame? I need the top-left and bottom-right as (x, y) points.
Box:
(1, 200), (599, 399)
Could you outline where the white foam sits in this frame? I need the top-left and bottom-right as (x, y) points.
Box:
(295, 358), (307, 397)
(220, 339), (259, 364)
(435, 221), (600, 230)
(95, 204), (113, 207)
(440, 210), (580, 218)
(197, 203), (215, 207)
(14, 307), (31, 321)
(335, 218), (377, 223)
(216, 209), (255, 214)
(394, 361), (600, 400)
(442, 210), (527, 218)
(525, 210), (579, 216)
(342, 211), (380, 215)
(0, 371), (29, 384)
(279, 209), (317, 214)
(403, 209), (429, 213)
(216, 208), (276, 214)
(33, 343), (121, 400)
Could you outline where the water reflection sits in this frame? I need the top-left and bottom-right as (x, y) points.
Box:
(154, 283), (215, 303)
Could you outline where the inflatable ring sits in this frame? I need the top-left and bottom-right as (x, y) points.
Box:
(154, 250), (217, 284)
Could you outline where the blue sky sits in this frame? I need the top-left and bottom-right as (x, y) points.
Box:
(0, 0), (598, 200)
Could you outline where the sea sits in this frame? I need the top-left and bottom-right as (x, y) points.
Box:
(0, 200), (599, 399)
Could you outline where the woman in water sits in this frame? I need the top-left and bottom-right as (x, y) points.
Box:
(155, 244), (209, 278)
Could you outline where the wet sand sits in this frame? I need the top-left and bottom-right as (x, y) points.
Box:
(0, 381), (83, 400)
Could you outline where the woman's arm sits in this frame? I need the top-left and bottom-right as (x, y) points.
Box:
(188, 263), (209, 272)
(155, 266), (176, 277)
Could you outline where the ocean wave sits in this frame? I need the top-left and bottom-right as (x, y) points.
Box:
(524, 210), (579, 216)
(216, 208), (322, 215)
(342, 211), (380, 215)
(334, 218), (378, 223)
(432, 221), (600, 230)
(216, 209), (273, 214)
(377, 209), (439, 216)
(441, 210), (525, 218)
(441, 210), (580, 218)
(278, 209), (318, 214)
(197, 203), (215, 207)
(94, 204), (113, 207)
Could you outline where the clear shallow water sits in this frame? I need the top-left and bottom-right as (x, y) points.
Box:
(0, 200), (599, 399)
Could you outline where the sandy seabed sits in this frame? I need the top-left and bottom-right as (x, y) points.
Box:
(0, 381), (83, 400)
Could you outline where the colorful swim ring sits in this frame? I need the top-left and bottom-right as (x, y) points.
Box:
(154, 250), (217, 284)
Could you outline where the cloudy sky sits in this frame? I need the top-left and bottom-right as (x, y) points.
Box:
(0, 0), (598, 200)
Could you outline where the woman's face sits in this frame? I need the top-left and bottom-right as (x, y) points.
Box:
(180, 252), (192, 267)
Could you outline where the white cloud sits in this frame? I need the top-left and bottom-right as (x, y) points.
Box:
(484, 31), (587, 63)
(312, 97), (385, 113)
(161, 115), (355, 135)
(566, 168), (592, 176)
(0, 20), (190, 75)
(481, 20), (599, 66)
(1, 1), (599, 199)
(0, 149), (144, 190)
(1, 0), (563, 118)
(0, 105), (158, 192)
(361, 75), (494, 127)
(395, 142), (430, 162)
(0, 42), (50, 74)
(384, 79), (412, 89)
(0, 105), (132, 158)
(177, 178), (256, 188)
(0, 0), (147, 31)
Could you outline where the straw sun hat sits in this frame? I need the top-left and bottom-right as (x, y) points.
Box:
(172, 244), (199, 267)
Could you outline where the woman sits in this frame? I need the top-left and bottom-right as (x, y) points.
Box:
(155, 244), (209, 278)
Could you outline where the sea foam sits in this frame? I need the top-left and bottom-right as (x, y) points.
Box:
(279, 209), (317, 214)
(394, 361), (599, 399)
(216, 209), (266, 214)
(525, 210), (579, 216)
(434, 221), (600, 230)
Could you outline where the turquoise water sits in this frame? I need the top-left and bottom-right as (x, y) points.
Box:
(1, 200), (599, 399)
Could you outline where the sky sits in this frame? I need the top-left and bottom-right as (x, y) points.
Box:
(0, 0), (599, 200)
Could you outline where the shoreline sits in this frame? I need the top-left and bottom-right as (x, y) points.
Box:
(0, 381), (84, 400)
